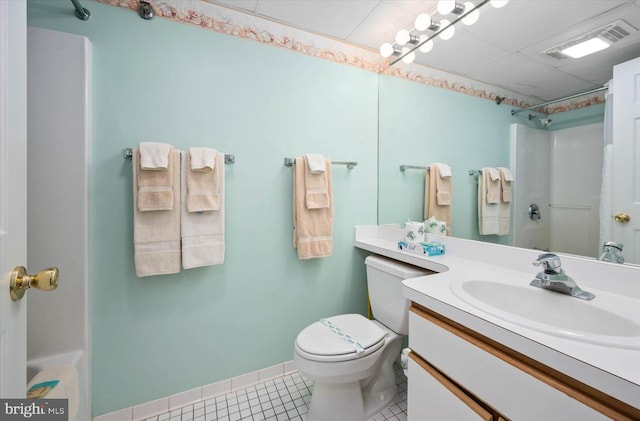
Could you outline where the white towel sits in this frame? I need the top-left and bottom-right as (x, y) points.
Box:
(190, 147), (217, 171)
(434, 162), (451, 178)
(182, 151), (225, 269)
(478, 168), (499, 235)
(139, 142), (172, 169)
(133, 149), (181, 277)
(497, 167), (513, 235)
(304, 154), (326, 174)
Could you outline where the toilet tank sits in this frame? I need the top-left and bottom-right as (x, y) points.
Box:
(365, 255), (432, 335)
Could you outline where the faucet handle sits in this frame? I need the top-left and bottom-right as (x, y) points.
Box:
(533, 253), (562, 274)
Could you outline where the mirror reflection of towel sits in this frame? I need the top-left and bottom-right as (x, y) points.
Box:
(424, 164), (451, 235)
(497, 167), (513, 235)
(478, 168), (499, 235)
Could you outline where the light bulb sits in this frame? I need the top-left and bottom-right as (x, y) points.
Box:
(395, 29), (410, 46)
(439, 19), (455, 40)
(380, 42), (394, 58)
(461, 2), (480, 25)
(418, 36), (434, 53)
(415, 13), (432, 31)
(437, 0), (456, 15)
(490, 0), (509, 8)
(401, 47), (415, 64)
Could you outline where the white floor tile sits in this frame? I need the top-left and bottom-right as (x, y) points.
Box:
(148, 363), (408, 421)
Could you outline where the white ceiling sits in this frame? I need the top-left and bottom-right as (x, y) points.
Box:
(208, 0), (640, 101)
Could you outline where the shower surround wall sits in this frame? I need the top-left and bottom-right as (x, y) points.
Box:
(27, 27), (91, 421)
(28, 0), (378, 415)
(510, 122), (604, 257)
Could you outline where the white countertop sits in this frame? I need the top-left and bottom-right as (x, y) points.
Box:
(354, 225), (640, 409)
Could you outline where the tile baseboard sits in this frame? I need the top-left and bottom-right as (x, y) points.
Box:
(93, 360), (296, 421)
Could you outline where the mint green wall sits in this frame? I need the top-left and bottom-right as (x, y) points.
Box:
(548, 103), (605, 131)
(378, 74), (605, 244)
(28, 0), (377, 415)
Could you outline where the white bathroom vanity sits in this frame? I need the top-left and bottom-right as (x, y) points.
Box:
(354, 225), (640, 420)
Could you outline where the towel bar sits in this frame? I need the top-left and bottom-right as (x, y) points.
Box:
(399, 164), (429, 172)
(284, 157), (357, 169)
(123, 148), (235, 165)
(468, 169), (484, 176)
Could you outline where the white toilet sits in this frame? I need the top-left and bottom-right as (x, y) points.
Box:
(294, 255), (430, 421)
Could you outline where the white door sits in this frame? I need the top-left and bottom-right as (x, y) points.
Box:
(0, 0), (28, 397)
(612, 57), (640, 264)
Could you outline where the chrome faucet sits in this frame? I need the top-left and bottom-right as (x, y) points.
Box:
(598, 241), (625, 264)
(529, 253), (595, 300)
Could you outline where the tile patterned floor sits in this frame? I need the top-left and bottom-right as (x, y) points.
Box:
(144, 364), (408, 421)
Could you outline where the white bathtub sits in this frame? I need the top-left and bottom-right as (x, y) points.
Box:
(27, 350), (89, 421)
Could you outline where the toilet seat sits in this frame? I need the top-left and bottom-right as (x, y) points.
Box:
(295, 314), (387, 362)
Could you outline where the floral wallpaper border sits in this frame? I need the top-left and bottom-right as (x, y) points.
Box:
(93, 0), (605, 115)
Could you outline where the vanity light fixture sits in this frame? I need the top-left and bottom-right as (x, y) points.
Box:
(461, 2), (480, 25)
(381, 0), (508, 66)
(439, 19), (455, 40)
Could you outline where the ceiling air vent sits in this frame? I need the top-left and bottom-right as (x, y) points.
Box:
(542, 20), (637, 60)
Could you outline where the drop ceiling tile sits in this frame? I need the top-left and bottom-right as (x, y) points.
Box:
(386, 0), (437, 16)
(557, 43), (640, 84)
(516, 68), (598, 101)
(413, 30), (510, 76)
(210, 0), (259, 13)
(348, 2), (420, 50)
(469, 53), (556, 94)
(254, 0), (380, 40)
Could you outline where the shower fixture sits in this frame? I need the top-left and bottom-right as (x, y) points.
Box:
(70, 0), (90, 20)
(529, 114), (553, 128)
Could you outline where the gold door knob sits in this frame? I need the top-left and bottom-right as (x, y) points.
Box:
(614, 213), (631, 224)
(9, 266), (59, 301)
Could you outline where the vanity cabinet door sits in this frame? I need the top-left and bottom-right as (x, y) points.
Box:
(408, 354), (494, 420)
(408, 305), (623, 421)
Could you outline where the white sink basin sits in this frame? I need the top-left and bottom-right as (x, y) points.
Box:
(450, 279), (640, 349)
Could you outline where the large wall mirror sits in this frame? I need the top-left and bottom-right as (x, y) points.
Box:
(375, 1), (640, 265)
(376, 68), (619, 262)
(376, 1), (640, 265)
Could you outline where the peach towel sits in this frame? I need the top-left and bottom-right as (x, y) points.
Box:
(304, 154), (330, 209)
(136, 145), (174, 211)
(424, 164), (451, 235)
(293, 156), (333, 259)
(478, 168), (499, 235)
(133, 148), (181, 276)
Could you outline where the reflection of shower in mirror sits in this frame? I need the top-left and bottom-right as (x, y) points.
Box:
(529, 114), (553, 128)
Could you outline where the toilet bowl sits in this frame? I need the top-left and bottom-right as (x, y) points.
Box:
(294, 256), (431, 421)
